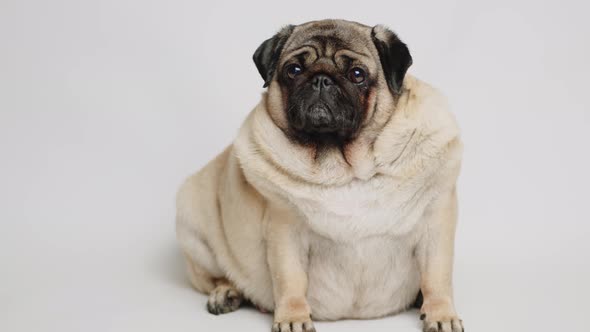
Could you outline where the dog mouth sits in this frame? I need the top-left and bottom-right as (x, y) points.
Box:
(288, 102), (331, 130)
(304, 103), (336, 133)
(286, 87), (362, 145)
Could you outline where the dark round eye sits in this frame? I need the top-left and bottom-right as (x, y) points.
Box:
(348, 67), (366, 83)
(286, 64), (303, 79)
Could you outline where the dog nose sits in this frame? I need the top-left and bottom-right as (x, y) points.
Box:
(311, 74), (334, 91)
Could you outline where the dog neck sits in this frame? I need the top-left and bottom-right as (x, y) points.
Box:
(237, 75), (444, 187)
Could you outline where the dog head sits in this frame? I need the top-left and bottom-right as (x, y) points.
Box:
(253, 19), (412, 146)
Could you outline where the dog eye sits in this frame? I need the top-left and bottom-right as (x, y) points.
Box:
(286, 64), (303, 79)
(348, 67), (366, 83)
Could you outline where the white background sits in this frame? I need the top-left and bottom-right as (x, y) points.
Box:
(1, 0), (589, 331)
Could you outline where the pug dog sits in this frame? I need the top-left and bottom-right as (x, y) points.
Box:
(176, 19), (464, 332)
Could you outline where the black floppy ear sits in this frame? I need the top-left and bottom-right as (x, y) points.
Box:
(253, 25), (294, 88)
(371, 25), (413, 94)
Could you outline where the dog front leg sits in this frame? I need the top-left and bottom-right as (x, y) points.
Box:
(416, 188), (464, 332)
(265, 206), (315, 332)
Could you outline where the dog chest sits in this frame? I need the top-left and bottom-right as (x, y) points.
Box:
(289, 174), (430, 241)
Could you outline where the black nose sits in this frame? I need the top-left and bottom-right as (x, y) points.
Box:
(311, 74), (334, 91)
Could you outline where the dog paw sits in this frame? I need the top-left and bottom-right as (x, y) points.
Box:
(420, 297), (464, 332)
(272, 297), (315, 332)
(271, 320), (315, 332)
(206, 284), (243, 315)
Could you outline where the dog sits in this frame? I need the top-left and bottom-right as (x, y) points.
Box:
(176, 19), (464, 332)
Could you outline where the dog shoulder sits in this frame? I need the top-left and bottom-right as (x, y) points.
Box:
(404, 75), (460, 145)
(374, 76), (462, 181)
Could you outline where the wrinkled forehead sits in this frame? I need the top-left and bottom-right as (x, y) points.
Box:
(280, 21), (376, 66)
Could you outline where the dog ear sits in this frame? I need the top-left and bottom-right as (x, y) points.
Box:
(253, 25), (295, 88)
(371, 25), (413, 94)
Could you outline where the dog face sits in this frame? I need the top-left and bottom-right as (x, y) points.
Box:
(253, 20), (413, 147)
